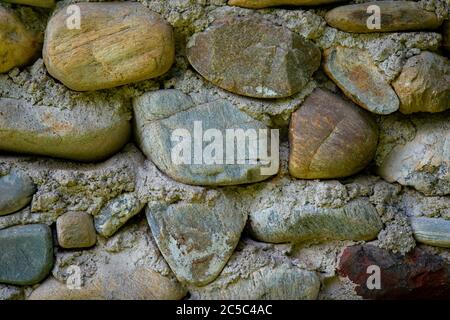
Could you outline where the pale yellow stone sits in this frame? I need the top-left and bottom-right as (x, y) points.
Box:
(0, 6), (41, 73)
(44, 2), (175, 91)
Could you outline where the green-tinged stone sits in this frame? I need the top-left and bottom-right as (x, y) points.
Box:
(323, 46), (399, 115)
(0, 98), (131, 162)
(1, 0), (55, 8)
(0, 224), (53, 286)
(249, 199), (382, 243)
(146, 198), (247, 286)
(325, 2), (442, 33)
(134, 89), (278, 186)
(410, 217), (450, 248)
(94, 193), (144, 238)
(0, 170), (36, 216)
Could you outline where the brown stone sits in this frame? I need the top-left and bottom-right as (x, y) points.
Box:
(338, 244), (450, 299)
(443, 21), (450, 54)
(2, 0), (55, 8)
(228, 0), (344, 8)
(289, 88), (378, 179)
(325, 1), (442, 33)
(392, 51), (450, 114)
(0, 6), (41, 73)
(43, 2), (175, 91)
(187, 16), (321, 99)
(56, 212), (96, 249)
(323, 46), (399, 115)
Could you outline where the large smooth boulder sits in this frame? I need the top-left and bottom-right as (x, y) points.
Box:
(0, 98), (131, 161)
(289, 88), (379, 179)
(134, 89), (278, 186)
(187, 16), (321, 98)
(43, 2), (174, 91)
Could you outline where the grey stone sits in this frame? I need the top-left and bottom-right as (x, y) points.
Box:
(0, 98), (131, 162)
(190, 240), (320, 299)
(376, 112), (450, 196)
(134, 89), (278, 186)
(249, 199), (382, 243)
(146, 195), (247, 286)
(0, 169), (36, 216)
(187, 16), (321, 98)
(29, 220), (186, 300)
(94, 193), (144, 238)
(0, 284), (24, 300)
(0, 224), (53, 286)
(410, 217), (450, 248)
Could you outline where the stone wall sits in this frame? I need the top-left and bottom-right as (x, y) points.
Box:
(0, 0), (449, 300)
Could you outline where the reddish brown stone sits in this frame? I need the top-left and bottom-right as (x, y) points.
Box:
(338, 244), (450, 299)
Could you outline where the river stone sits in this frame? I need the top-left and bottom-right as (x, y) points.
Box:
(392, 52), (450, 114)
(187, 16), (321, 98)
(0, 98), (131, 162)
(134, 89), (278, 186)
(43, 2), (174, 91)
(410, 217), (450, 248)
(29, 220), (187, 300)
(377, 112), (450, 196)
(323, 46), (399, 115)
(339, 244), (450, 299)
(57, 212), (96, 249)
(94, 193), (144, 238)
(0, 7), (41, 73)
(229, 0), (345, 8)
(289, 88), (379, 179)
(2, 0), (55, 8)
(325, 2), (442, 33)
(443, 21), (450, 54)
(146, 197), (247, 286)
(249, 199), (382, 243)
(0, 224), (53, 286)
(190, 241), (320, 299)
(0, 169), (36, 216)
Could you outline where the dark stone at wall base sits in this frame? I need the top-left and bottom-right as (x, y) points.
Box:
(338, 244), (450, 299)
(0, 224), (54, 286)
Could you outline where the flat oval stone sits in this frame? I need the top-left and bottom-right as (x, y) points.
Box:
(289, 88), (379, 179)
(0, 169), (36, 216)
(0, 7), (41, 73)
(229, 0), (345, 8)
(2, 0), (55, 8)
(44, 2), (174, 91)
(249, 199), (382, 243)
(146, 197), (247, 286)
(134, 89), (278, 186)
(187, 17), (321, 98)
(325, 1), (442, 33)
(411, 217), (450, 248)
(323, 46), (399, 115)
(0, 224), (53, 286)
(0, 98), (131, 162)
(392, 52), (450, 114)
